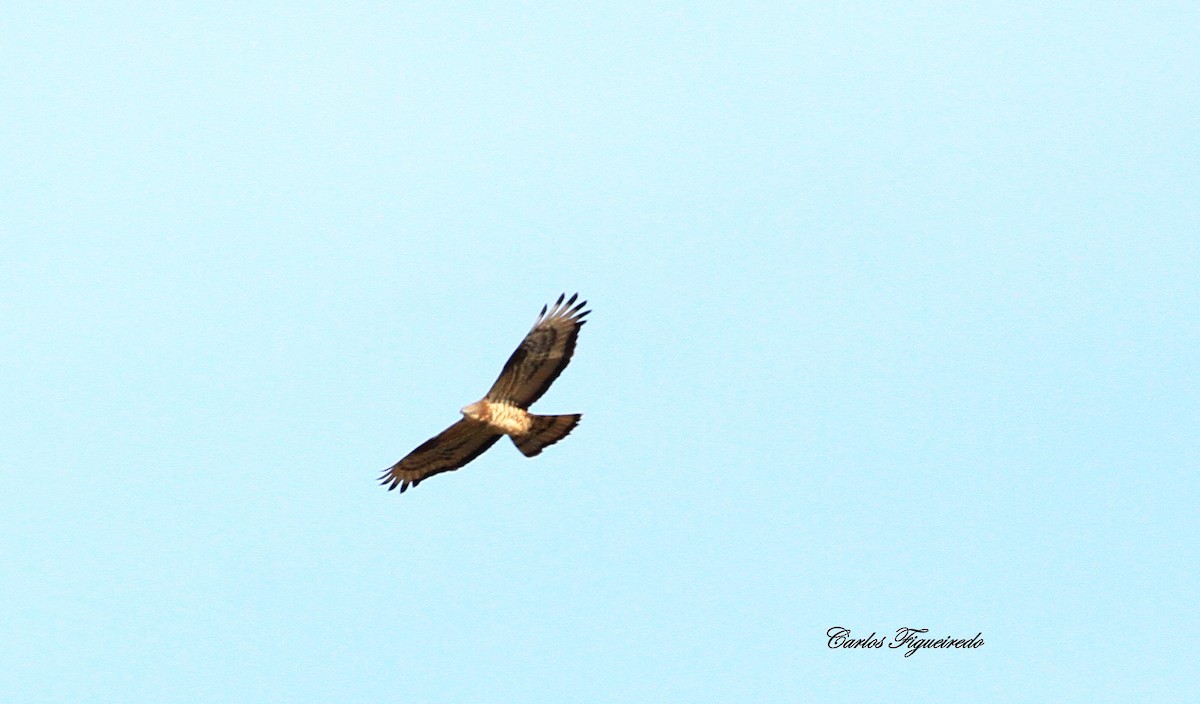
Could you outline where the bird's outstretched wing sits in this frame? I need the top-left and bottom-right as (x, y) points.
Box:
(379, 419), (502, 493)
(485, 293), (590, 408)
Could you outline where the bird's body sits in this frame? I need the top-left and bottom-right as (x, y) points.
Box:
(379, 293), (590, 494)
(459, 399), (532, 435)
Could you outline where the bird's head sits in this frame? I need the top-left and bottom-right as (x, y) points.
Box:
(460, 400), (489, 422)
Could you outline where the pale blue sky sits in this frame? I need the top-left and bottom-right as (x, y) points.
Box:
(2, 2), (1197, 701)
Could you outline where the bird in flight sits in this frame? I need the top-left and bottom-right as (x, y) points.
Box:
(379, 293), (590, 493)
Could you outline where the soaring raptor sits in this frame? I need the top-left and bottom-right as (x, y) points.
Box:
(379, 293), (590, 493)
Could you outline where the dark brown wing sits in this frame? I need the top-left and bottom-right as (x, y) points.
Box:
(379, 419), (501, 493)
(485, 293), (589, 408)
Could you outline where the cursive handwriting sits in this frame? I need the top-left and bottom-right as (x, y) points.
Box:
(826, 627), (984, 656)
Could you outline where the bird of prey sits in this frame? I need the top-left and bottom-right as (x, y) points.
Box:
(379, 293), (590, 493)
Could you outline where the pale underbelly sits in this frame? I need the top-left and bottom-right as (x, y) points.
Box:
(485, 402), (532, 435)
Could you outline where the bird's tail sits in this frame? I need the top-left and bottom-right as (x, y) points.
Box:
(512, 414), (581, 457)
